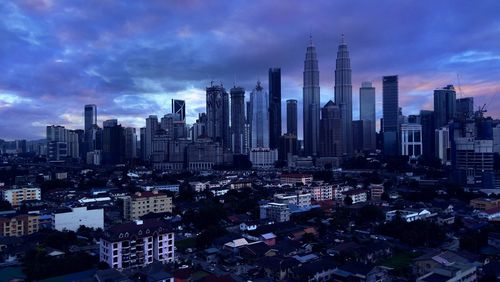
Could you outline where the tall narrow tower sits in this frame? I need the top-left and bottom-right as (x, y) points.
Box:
(334, 34), (353, 157)
(230, 86), (245, 154)
(268, 68), (282, 150)
(303, 36), (320, 157)
(250, 81), (269, 148)
(206, 83), (230, 150)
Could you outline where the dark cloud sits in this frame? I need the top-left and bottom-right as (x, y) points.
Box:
(1, 0), (500, 140)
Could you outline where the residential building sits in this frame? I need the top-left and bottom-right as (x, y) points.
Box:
(309, 185), (333, 201)
(0, 213), (39, 237)
(274, 193), (312, 208)
(343, 189), (368, 204)
(435, 126), (451, 165)
(123, 191), (173, 220)
(385, 209), (432, 222)
(1, 186), (41, 206)
(280, 173), (313, 186)
(470, 198), (500, 211)
(260, 203), (290, 222)
(52, 206), (104, 232)
(369, 184), (384, 201)
(99, 219), (174, 270)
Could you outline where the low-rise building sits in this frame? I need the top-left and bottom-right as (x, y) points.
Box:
(274, 193), (312, 208)
(308, 185), (333, 201)
(470, 197), (500, 211)
(386, 209), (432, 222)
(260, 203), (290, 223)
(343, 189), (368, 204)
(250, 148), (278, 169)
(0, 212), (39, 237)
(280, 173), (313, 186)
(123, 191), (173, 220)
(369, 184), (384, 201)
(52, 206), (104, 231)
(1, 186), (41, 206)
(99, 219), (174, 270)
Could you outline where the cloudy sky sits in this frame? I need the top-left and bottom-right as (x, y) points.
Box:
(1, 0), (500, 140)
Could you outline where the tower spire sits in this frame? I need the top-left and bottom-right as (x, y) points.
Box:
(341, 33), (345, 44)
(309, 33), (313, 46)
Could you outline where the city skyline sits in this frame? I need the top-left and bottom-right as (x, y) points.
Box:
(2, 1), (500, 140)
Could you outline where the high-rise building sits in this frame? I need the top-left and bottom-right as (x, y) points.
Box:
(144, 115), (158, 161)
(359, 82), (376, 151)
(435, 126), (451, 165)
(400, 123), (422, 159)
(102, 119), (124, 165)
(124, 127), (137, 159)
(352, 120), (365, 153)
(250, 81), (269, 148)
(319, 101), (342, 157)
(286, 99), (298, 136)
(84, 104), (97, 153)
(278, 134), (298, 163)
(434, 85), (456, 129)
(456, 97), (474, 120)
(192, 113), (207, 141)
(420, 110), (435, 159)
(269, 68), (282, 150)
(171, 99), (186, 121)
(334, 35), (353, 156)
(230, 86), (246, 154)
(382, 75), (399, 156)
(303, 37), (320, 157)
(206, 83), (230, 150)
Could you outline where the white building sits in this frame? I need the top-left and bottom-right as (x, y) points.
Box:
(99, 219), (174, 270)
(343, 189), (368, 204)
(250, 148), (278, 168)
(260, 203), (290, 223)
(52, 206), (104, 231)
(385, 209), (432, 222)
(401, 123), (422, 158)
(1, 186), (41, 206)
(435, 126), (451, 165)
(274, 193), (312, 208)
(309, 185), (333, 201)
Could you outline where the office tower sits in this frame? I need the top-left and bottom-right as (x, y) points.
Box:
(269, 68), (282, 150)
(230, 86), (245, 154)
(278, 134), (298, 163)
(435, 126), (451, 165)
(102, 119), (124, 164)
(84, 105), (97, 152)
(46, 125), (68, 161)
(420, 110), (435, 159)
(456, 97), (474, 120)
(144, 115), (158, 161)
(400, 123), (422, 159)
(206, 83), (230, 150)
(382, 75), (399, 156)
(319, 101), (342, 157)
(124, 127), (137, 159)
(160, 113), (184, 139)
(303, 37), (320, 157)
(171, 99), (186, 121)
(334, 35), (353, 156)
(352, 120), (365, 153)
(286, 99), (298, 136)
(250, 81), (269, 148)
(434, 85), (457, 129)
(359, 82), (376, 151)
(171, 99), (187, 138)
(192, 113), (207, 142)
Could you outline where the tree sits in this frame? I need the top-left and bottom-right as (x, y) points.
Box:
(0, 199), (12, 211)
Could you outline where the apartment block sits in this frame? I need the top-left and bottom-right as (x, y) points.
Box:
(1, 186), (41, 206)
(0, 212), (39, 237)
(123, 191), (173, 220)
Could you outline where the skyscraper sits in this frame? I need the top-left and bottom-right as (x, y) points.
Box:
(124, 127), (137, 160)
(382, 75), (399, 156)
(84, 104), (97, 153)
(250, 81), (269, 148)
(144, 115), (158, 161)
(420, 110), (435, 159)
(456, 97), (474, 121)
(359, 82), (376, 151)
(319, 101), (342, 157)
(171, 99), (186, 121)
(206, 83), (230, 150)
(269, 68), (282, 150)
(230, 86), (246, 154)
(334, 35), (353, 156)
(303, 37), (320, 157)
(286, 99), (298, 136)
(434, 85), (456, 129)
(102, 119), (124, 165)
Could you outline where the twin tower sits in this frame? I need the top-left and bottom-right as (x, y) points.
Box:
(303, 35), (353, 158)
